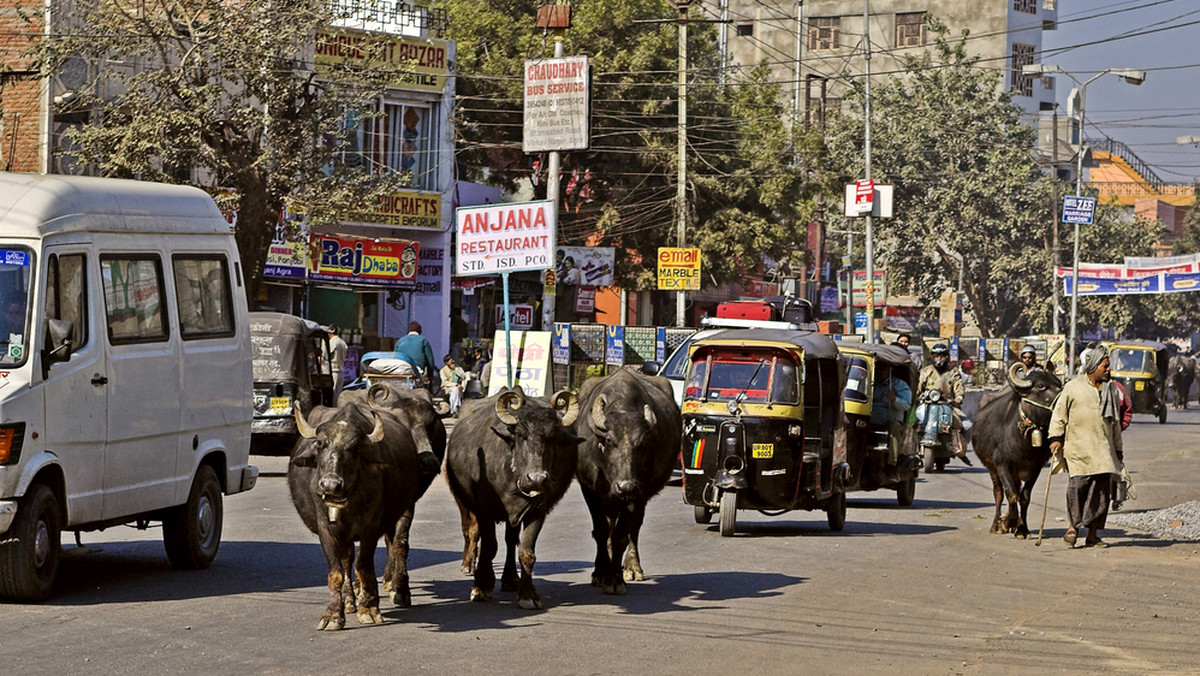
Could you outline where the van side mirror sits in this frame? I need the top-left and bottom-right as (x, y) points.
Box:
(640, 362), (660, 376)
(43, 318), (74, 371)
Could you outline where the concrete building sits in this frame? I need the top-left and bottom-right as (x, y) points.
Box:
(717, 0), (1058, 122)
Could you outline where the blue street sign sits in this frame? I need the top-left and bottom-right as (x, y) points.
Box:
(1062, 196), (1096, 225)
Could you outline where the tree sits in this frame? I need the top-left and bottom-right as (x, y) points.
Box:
(27, 0), (407, 301)
(438, 0), (822, 294)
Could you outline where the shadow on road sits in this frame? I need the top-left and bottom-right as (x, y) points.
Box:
(698, 519), (954, 538)
(400, 569), (805, 631)
(850, 497), (994, 511)
(48, 540), (463, 605)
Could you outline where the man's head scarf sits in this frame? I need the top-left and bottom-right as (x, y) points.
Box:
(1082, 346), (1109, 374)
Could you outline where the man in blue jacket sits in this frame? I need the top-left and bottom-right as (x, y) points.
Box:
(395, 321), (438, 391)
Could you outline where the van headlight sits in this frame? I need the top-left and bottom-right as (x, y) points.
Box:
(0, 423), (26, 465)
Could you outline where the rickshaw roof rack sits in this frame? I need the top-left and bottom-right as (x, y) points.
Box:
(700, 316), (819, 332)
(691, 328), (841, 360)
(839, 342), (915, 367)
(1105, 339), (1168, 351)
(249, 311), (325, 338)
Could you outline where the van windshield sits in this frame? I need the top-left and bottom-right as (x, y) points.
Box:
(0, 248), (34, 367)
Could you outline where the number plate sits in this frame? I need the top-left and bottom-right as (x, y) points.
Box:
(751, 443), (773, 459)
(269, 397), (292, 414)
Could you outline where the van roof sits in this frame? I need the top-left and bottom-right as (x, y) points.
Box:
(0, 172), (231, 238)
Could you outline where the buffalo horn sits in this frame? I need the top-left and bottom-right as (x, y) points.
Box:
(591, 394), (609, 432)
(554, 390), (580, 427)
(367, 411), (386, 443)
(643, 403), (657, 427)
(1008, 363), (1033, 390)
(368, 383), (395, 408)
(496, 389), (524, 425)
(295, 407), (317, 439)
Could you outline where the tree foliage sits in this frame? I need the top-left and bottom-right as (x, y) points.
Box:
(28, 0), (406, 300)
(437, 0), (823, 295)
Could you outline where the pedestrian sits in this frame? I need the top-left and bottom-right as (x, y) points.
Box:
(395, 321), (438, 391)
(1047, 346), (1124, 548)
(439, 353), (467, 415)
(472, 346), (491, 391)
(892, 333), (910, 350)
(327, 325), (348, 403)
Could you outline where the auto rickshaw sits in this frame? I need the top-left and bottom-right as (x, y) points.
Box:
(680, 329), (848, 536)
(1104, 340), (1169, 424)
(249, 312), (335, 454)
(840, 343), (922, 505)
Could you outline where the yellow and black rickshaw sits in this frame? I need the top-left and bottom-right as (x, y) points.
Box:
(680, 329), (848, 536)
(1104, 340), (1169, 424)
(840, 343), (922, 505)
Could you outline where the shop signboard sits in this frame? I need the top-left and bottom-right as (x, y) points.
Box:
(496, 304), (535, 330)
(838, 269), (887, 307)
(315, 27), (450, 93)
(575, 287), (596, 313)
(347, 191), (441, 230)
(523, 55), (590, 153)
(605, 325), (625, 366)
(264, 240), (308, 280)
(308, 233), (419, 288)
(455, 200), (556, 276)
(552, 322), (571, 365)
(656, 247), (701, 290)
(488, 330), (552, 397)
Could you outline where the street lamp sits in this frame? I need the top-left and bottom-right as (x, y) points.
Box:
(1022, 64), (1146, 377)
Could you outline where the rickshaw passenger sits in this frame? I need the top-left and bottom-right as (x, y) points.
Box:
(871, 369), (912, 426)
(771, 361), (799, 403)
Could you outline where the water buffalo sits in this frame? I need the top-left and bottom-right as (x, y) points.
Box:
(972, 364), (1063, 538)
(445, 387), (581, 610)
(1169, 354), (1195, 409)
(288, 400), (443, 630)
(574, 369), (681, 594)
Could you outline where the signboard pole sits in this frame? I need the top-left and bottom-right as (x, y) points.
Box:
(502, 271), (514, 390)
(542, 36), (565, 329)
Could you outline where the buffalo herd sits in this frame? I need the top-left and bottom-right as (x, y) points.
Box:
(283, 360), (1084, 631)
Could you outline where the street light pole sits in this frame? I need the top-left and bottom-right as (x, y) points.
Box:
(675, 0), (690, 327)
(1022, 64), (1145, 377)
(862, 0), (875, 344)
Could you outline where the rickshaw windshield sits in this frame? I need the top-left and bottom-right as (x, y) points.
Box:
(685, 348), (799, 404)
(0, 247), (34, 367)
(1111, 348), (1152, 373)
(844, 356), (870, 404)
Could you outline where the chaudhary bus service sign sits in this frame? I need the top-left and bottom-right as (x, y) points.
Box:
(523, 55), (590, 153)
(657, 247), (701, 290)
(455, 200), (556, 276)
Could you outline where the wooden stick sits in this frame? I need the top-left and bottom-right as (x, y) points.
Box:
(1036, 469), (1054, 546)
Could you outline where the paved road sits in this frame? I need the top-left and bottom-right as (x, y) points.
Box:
(4, 408), (1200, 675)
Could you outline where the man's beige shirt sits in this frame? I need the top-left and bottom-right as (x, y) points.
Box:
(1048, 375), (1121, 477)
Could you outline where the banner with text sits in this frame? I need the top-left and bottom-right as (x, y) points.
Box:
(315, 28), (450, 93)
(523, 55), (590, 153)
(488, 330), (552, 397)
(347, 191), (441, 230)
(456, 200), (556, 276)
(837, 269), (887, 307)
(657, 247), (701, 290)
(308, 234), (419, 288)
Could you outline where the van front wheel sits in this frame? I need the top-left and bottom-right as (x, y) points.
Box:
(0, 483), (62, 602)
(163, 465), (223, 569)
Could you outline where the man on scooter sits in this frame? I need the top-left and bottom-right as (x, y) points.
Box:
(917, 342), (971, 465)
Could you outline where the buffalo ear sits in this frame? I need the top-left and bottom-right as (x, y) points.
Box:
(491, 423), (515, 442)
(291, 443), (318, 468)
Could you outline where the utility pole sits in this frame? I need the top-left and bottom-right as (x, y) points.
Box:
(541, 22), (566, 330)
(718, 0), (728, 88)
(862, 0), (875, 343)
(1051, 106), (1060, 335)
(675, 0), (690, 327)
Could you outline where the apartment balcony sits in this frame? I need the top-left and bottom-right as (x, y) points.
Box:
(329, 0), (448, 38)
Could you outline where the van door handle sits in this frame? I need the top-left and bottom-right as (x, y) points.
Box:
(91, 375), (108, 386)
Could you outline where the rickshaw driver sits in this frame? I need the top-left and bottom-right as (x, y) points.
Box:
(918, 342), (970, 461)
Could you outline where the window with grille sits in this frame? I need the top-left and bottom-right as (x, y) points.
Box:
(1011, 43), (1035, 97)
(342, 101), (437, 190)
(895, 12), (926, 47)
(809, 16), (840, 51)
(1014, 0), (1037, 14)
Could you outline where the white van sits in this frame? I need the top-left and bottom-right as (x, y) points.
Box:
(0, 173), (257, 601)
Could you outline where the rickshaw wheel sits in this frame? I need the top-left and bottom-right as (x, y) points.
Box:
(1159, 406), (1168, 424)
(826, 489), (846, 532)
(694, 505), (713, 524)
(896, 476), (916, 507)
(718, 490), (737, 537)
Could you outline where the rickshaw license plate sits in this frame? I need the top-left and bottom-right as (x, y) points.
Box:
(1135, 381), (1145, 391)
(751, 443), (774, 459)
(269, 397), (291, 414)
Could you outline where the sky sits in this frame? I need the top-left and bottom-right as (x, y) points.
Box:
(1043, 0), (1200, 184)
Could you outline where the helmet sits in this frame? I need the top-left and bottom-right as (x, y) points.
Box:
(1020, 344), (1036, 357)
(931, 343), (950, 356)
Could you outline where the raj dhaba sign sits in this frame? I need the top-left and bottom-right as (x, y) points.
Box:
(308, 233), (419, 288)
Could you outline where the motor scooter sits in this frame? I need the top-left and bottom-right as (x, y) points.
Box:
(915, 389), (961, 472)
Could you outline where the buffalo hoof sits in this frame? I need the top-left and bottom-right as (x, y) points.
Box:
(317, 614), (345, 631)
(603, 580), (627, 596)
(389, 588), (412, 607)
(470, 587), (493, 603)
(1015, 531), (1029, 540)
(518, 594), (543, 610)
(590, 573), (603, 588)
(343, 599), (357, 614)
(382, 579), (393, 593)
(460, 562), (475, 576)
(357, 606), (383, 625)
(624, 568), (644, 582)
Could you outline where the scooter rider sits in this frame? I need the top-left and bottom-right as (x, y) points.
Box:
(918, 342), (971, 464)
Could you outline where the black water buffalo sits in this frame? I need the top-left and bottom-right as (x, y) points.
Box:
(574, 369), (681, 594)
(1169, 354), (1195, 409)
(288, 400), (443, 630)
(972, 364), (1063, 538)
(445, 387), (581, 609)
